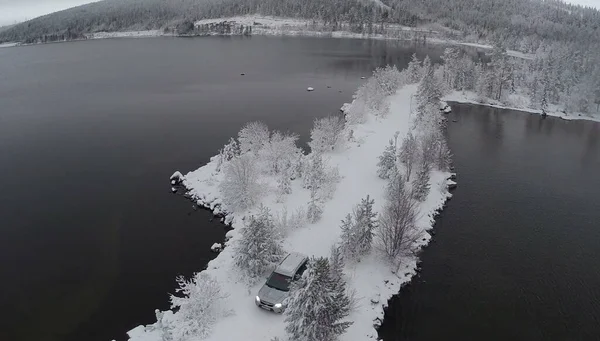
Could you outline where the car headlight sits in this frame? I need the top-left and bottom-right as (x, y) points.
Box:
(274, 303), (283, 309)
(255, 296), (261, 303)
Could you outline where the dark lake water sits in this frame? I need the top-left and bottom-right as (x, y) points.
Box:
(0, 36), (445, 341)
(379, 104), (600, 340)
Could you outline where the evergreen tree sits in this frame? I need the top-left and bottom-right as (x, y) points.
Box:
(411, 162), (431, 202)
(398, 132), (418, 182)
(306, 187), (323, 224)
(406, 53), (423, 83)
(377, 132), (399, 179)
(234, 205), (285, 281)
(284, 257), (352, 341)
(340, 196), (377, 260)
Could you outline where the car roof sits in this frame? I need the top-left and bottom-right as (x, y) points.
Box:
(275, 252), (308, 277)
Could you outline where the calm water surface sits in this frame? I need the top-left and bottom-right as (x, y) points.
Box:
(379, 104), (600, 340)
(0, 36), (443, 341)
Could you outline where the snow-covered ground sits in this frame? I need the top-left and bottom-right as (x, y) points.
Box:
(127, 82), (453, 341)
(444, 90), (600, 123)
(0, 42), (18, 48)
(85, 30), (164, 40)
(458, 42), (535, 60)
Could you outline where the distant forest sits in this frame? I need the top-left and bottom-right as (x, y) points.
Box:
(0, 0), (599, 51)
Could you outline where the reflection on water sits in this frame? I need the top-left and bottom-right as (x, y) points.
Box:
(379, 104), (600, 340)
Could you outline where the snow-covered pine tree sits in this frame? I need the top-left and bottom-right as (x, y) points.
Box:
(284, 257), (352, 341)
(406, 53), (423, 83)
(398, 132), (418, 182)
(412, 162), (431, 202)
(276, 165), (292, 202)
(415, 63), (442, 123)
(377, 132), (399, 179)
(234, 205), (285, 281)
(303, 152), (326, 190)
(216, 137), (240, 172)
(353, 195), (377, 256)
(306, 186), (323, 224)
(339, 213), (356, 259)
(166, 273), (228, 341)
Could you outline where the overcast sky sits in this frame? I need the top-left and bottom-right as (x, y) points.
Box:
(0, 0), (598, 26)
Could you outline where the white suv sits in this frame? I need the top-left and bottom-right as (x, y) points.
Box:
(255, 252), (308, 313)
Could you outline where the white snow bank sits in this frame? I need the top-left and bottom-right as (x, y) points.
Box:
(444, 91), (600, 123)
(210, 243), (223, 252)
(128, 83), (453, 341)
(458, 42), (535, 60)
(85, 30), (163, 40)
(0, 42), (18, 48)
(170, 171), (183, 181)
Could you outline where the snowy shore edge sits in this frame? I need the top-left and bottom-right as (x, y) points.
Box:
(127, 65), (454, 341)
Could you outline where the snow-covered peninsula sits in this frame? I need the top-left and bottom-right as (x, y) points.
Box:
(127, 63), (454, 341)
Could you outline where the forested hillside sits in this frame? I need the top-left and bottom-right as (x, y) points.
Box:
(1, 0), (598, 50)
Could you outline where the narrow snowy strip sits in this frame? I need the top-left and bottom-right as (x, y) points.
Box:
(127, 80), (453, 341)
(444, 91), (600, 123)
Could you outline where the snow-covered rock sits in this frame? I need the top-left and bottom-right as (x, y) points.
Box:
(170, 171), (183, 182)
(171, 187), (177, 193)
(211, 243), (223, 252)
(307, 87), (315, 91)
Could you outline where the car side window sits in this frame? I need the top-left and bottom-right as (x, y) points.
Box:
(294, 261), (308, 280)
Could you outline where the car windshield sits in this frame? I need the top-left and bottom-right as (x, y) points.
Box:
(265, 272), (292, 292)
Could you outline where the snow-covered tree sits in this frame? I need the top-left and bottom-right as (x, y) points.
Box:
(489, 43), (514, 101)
(398, 132), (418, 182)
(376, 173), (419, 262)
(166, 273), (229, 341)
(309, 116), (346, 153)
(238, 121), (269, 155)
(415, 64), (442, 122)
(234, 206), (285, 281)
(377, 132), (399, 179)
(219, 154), (262, 212)
(436, 138), (452, 171)
(411, 162), (431, 202)
(406, 53), (423, 83)
(306, 186), (323, 224)
(284, 257), (352, 341)
(263, 131), (302, 175)
(340, 196), (377, 261)
(216, 137), (240, 172)
(303, 152), (326, 190)
(276, 165), (292, 202)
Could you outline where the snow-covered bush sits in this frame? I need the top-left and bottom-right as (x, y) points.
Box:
(238, 121), (269, 155)
(340, 196), (377, 261)
(166, 273), (230, 341)
(376, 174), (419, 263)
(234, 206), (285, 282)
(219, 154), (262, 212)
(377, 132), (399, 179)
(274, 206), (308, 233)
(308, 116), (346, 154)
(284, 257), (352, 341)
